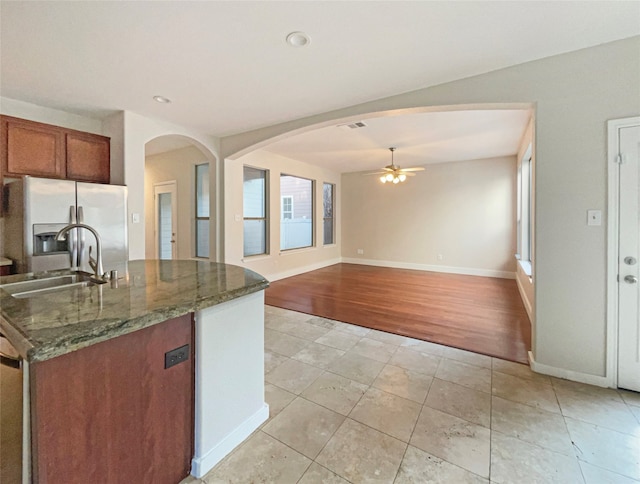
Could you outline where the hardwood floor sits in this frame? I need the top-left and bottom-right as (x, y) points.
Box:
(265, 263), (531, 364)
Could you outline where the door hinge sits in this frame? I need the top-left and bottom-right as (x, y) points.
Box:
(616, 153), (625, 164)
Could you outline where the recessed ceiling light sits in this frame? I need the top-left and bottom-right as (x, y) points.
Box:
(153, 95), (171, 104)
(286, 31), (311, 48)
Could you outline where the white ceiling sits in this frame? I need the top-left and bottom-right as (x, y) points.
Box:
(263, 109), (532, 173)
(1, 1), (639, 139)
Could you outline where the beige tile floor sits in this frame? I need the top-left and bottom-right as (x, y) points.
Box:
(184, 306), (640, 484)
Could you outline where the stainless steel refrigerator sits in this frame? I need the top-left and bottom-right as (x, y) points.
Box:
(3, 176), (128, 275)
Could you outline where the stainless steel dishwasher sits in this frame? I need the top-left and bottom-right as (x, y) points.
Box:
(1, 333), (25, 484)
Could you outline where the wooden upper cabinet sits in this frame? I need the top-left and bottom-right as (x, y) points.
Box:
(66, 132), (110, 184)
(1, 116), (65, 178)
(0, 115), (110, 183)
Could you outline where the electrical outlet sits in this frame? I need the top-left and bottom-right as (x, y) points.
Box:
(357, 249), (364, 255)
(437, 254), (444, 261)
(165, 344), (189, 369)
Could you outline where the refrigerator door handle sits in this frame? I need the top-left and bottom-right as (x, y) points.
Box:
(69, 205), (78, 269)
(78, 206), (85, 267)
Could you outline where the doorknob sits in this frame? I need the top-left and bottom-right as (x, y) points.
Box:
(624, 275), (638, 284)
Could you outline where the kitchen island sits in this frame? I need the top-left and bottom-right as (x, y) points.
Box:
(0, 260), (270, 483)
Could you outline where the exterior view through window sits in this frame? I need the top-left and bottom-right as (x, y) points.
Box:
(158, 192), (173, 259)
(280, 174), (313, 250)
(195, 163), (209, 258)
(323, 182), (335, 245)
(243, 166), (268, 256)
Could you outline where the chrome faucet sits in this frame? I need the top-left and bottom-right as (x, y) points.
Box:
(56, 223), (105, 281)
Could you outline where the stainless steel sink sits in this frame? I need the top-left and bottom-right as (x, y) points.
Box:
(0, 273), (99, 298)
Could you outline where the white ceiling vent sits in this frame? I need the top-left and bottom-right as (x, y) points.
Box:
(338, 121), (367, 130)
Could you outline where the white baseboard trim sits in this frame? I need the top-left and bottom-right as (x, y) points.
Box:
(341, 258), (516, 280)
(267, 258), (341, 282)
(191, 403), (269, 478)
(515, 275), (533, 320)
(528, 351), (613, 388)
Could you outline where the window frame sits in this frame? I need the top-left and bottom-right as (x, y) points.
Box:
(280, 173), (315, 251)
(516, 144), (533, 275)
(243, 165), (269, 257)
(194, 163), (210, 259)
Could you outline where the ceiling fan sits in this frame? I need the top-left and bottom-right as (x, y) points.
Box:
(366, 147), (425, 184)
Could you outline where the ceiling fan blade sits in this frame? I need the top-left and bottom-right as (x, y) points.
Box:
(401, 167), (425, 172)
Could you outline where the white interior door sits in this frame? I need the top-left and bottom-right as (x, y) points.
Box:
(618, 124), (640, 392)
(154, 182), (177, 260)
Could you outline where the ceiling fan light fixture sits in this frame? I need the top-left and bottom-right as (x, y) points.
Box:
(374, 146), (423, 185)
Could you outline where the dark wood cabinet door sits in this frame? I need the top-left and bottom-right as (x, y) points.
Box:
(1, 116), (65, 178)
(31, 314), (195, 484)
(66, 132), (110, 184)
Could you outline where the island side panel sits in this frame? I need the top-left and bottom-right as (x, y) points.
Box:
(192, 290), (268, 478)
(30, 313), (195, 484)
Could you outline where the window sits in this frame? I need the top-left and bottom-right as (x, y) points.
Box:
(516, 144), (533, 274)
(323, 182), (335, 245)
(195, 163), (209, 258)
(243, 166), (268, 256)
(281, 196), (293, 220)
(280, 174), (313, 250)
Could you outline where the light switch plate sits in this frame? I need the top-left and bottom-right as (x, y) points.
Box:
(131, 213), (140, 224)
(587, 210), (602, 226)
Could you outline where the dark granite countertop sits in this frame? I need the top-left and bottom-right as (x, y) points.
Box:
(0, 260), (269, 362)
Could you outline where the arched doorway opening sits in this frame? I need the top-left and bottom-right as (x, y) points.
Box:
(144, 135), (217, 261)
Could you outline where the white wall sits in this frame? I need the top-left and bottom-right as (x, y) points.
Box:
(0, 97), (103, 134)
(144, 145), (210, 260)
(220, 37), (640, 381)
(341, 156), (516, 278)
(225, 149), (341, 281)
(193, 291), (267, 477)
(106, 111), (221, 262)
(103, 111), (125, 185)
